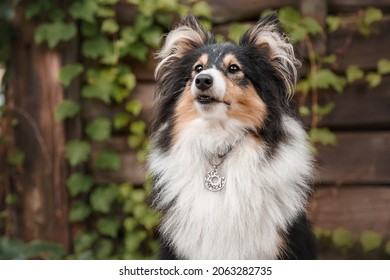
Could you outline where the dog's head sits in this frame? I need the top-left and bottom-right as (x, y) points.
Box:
(153, 14), (300, 147)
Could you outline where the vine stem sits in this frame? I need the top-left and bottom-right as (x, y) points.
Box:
(12, 107), (53, 173)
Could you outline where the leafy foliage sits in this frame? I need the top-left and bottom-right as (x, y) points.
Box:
(54, 99), (81, 121)
(65, 140), (91, 167)
(316, 228), (390, 259)
(0, 237), (65, 260)
(1, 0), (388, 262)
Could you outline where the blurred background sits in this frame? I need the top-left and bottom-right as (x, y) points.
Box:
(0, 0), (389, 259)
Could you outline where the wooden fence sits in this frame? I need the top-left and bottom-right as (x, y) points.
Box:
(3, 0), (390, 250)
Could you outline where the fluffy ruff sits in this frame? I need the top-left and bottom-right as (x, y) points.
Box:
(148, 14), (317, 260)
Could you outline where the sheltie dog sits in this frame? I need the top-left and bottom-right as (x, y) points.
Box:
(147, 13), (317, 260)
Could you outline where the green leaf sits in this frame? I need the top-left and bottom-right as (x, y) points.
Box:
(155, 13), (174, 29)
(94, 239), (113, 259)
(377, 58), (390, 75)
(278, 6), (301, 24)
(0, 237), (27, 259)
(134, 14), (153, 33)
(130, 120), (146, 136)
(310, 127), (337, 146)
(35, 22), (76, 48)
(131, 189), (146, 203)
(127, 42), (149, 61)
(366, 72), (382, 88)
(346, 65), (364, 83)
(385, 240), (390, 256)
(82, 36), (114, 59)
(228, 23), (252, 44)
(363, 7), (383, 25)
(133, 203), (148, 219)
(114, 112), (131, 130)
(82, 82), (112, 104)
(96, 7), (115, 18)
(192, 1), (212, 19)
(69, 201), (91, 222)
(102, 19), (119, 34)
(25, 2), (52, 19)
(65, 140), (91, 167)
(94, 150), (121, 170)
(59, 64), (83, 87)
(74, 231), (98, 254)
(54, 99), (81, 122)
(312, 69), (346, 93)
(326, 15), (341, 33)
(332, 228), (354, 249)
(127, 135), (142, 149)
(141, 26), (163, 49)
(360, 231), (382, 253)
(313, 102), (335, 116)
(118, 72), (136, 91)
(66, 173), (93, 196)
(69, 0), (98, 23)
(299, 106), (310, 117)
(96, 0), (119, 5)
(318, 54), (337, 65)
(85, 117), (112, 141)
(120, 27), (138, 44)
(25, 241), (65, 260)
(288, 26), (308, 42)
(124, 217), (137, 232)
(7, 149), (25, 167)
(141, 212), (159, 230)
(96, 217), (120, 238)
(5, 193), (19, 206)
(81, 22), (99, 38)
(301, 17), (323, 35)
(125, 100), (142, 116)
(90, 185), (118, 213)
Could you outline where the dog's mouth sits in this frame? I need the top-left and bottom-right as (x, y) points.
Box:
(196, 94), (219, 104)
(195, 94), (230, 106)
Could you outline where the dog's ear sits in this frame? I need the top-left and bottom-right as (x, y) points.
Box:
(240, 13), (300, 97)
(155, 15), (215, 80)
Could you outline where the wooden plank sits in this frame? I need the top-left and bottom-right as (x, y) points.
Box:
(310, 186), (390, 236)
(316, 132), (390, 185)
(207, 0), (298, 23)
(115, 0), (298, 25)
(329, 0), (390, 13)
(328, 15), (390, 71)
(318, 76), (390, 129)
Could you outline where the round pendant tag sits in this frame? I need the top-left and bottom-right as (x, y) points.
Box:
(204, 167), (225, 192)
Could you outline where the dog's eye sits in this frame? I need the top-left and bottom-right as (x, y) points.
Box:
(228, 64), (240, 74)
(194, 65), (203, 73)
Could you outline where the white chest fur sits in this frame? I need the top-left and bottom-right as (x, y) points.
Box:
(148, 116), (313, 259)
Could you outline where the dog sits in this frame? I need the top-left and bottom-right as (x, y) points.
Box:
(147, 13), (317, 260)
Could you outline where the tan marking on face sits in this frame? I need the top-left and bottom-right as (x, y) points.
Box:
(173, 85), (199, 141)
(223, 54), (241, 69)
(192, 54), (208, 76)
(224, 79), (267, 130)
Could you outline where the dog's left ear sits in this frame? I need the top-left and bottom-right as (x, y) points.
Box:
(155, 15), (215, 81)
(240, 13), (300, 97)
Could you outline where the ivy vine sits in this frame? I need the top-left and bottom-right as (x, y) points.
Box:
(1, 0), (389, 260)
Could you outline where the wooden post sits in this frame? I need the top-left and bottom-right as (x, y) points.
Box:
(5, 4), (70, 249)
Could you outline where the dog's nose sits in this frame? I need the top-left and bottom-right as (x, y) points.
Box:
(195, 74), (213, 91)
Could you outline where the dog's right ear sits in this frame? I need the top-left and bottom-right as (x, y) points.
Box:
(155, 15), (214, 80)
